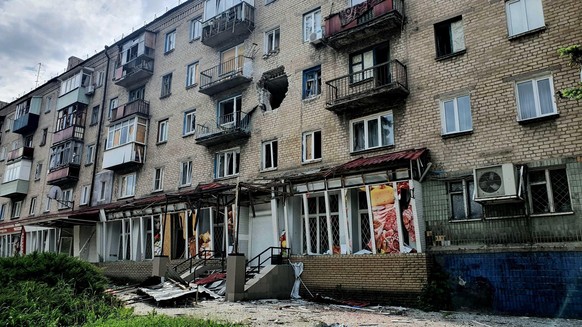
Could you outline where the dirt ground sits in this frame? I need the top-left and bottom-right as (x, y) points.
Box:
(127, 297), (580, 327)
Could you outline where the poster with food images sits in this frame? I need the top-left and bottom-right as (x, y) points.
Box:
(368, 182), (417, 254)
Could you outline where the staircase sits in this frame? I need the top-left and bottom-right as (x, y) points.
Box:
(243, 247), (294, 299)
(168, 250), (226, 286)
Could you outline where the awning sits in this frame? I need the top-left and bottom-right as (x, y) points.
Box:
(325, 148), (429, 177)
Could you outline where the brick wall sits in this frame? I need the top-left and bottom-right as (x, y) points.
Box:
(291, 254), (431, 306)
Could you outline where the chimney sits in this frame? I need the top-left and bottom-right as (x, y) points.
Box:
(67, 56), (84, 71)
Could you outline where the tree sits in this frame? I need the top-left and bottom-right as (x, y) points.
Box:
(557, 45), (582, 100)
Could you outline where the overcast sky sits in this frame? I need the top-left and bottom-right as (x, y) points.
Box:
(0, 0), (180, 103)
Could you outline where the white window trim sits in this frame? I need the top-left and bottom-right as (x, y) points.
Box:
(165, 30), (176, 52)
(265, 27), (280, 54)
(349, 111), (394, 152)
(515, 75), (557, 121)
(303, 8), (322, 42)
(158, 119), (169, 143)
(153, 167), (164, 192)
(440, 95), (473, 135)
(186, 62), (199, 87)
(506, 0), (545, 37)
(183, 110), (196, 136)
(119, 173), (136, 199)
(58, 189), (72, 210)
(180, 161), (193, 187)
(302, 130), (322, 163)
(12, 201), (22, 218)
(29, 197), (37, 216)
(261, 139), (278, 171)
(215, 148), (240, 179)
(190, 17), (202, 41)
(85, 144), (95, 165)
(80, 185), (90, 205)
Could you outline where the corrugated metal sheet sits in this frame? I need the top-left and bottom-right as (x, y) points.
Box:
(328, 148), (427, 176)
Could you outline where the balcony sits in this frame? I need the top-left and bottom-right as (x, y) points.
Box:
(201, 2), (255, 49)
(7, 147), (34, 162)
(56, 87), (90, 111)
(114, 57), (154, 88)
(0, 180), (29, 199)
(12, 113), (39, 135)
(195, 111), (251, 147)
(46, 165), (80, 186)
(325, 0), (404, 50)
(110, 99), (150, 123)
(326, 60), (408, 113)
(102, 143), (145, 171)
(199, 56), (253, 96)
(53, 125), (85, 145)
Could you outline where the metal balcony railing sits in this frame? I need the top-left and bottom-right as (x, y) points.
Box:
(195, 111), (251, 140)
(7, 147), (34, 162)
(199, 55), (251, 90)
(326, 60), (407, 107)
(110, 99), (150, 122)
(202, 1), (255, 48)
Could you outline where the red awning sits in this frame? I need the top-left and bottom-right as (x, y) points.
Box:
(326, 148), (428, 176)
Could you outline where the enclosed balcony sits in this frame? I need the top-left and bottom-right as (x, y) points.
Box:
(326, 60), (408, 113)
(7, 147), (34, 162)
(325, 0), (404, 50)
(12, 113), (40, 135)
(199, 56), (253, 96)
(114, 57), (154, 88)
(201, 1), (255, 49)
(0, 159), (31, 199)
(195, 111), (251, 147)
(110, 99), (150, 123)
(46, 165), (80, 186)
(102, 143), (145, 170)
(0, 180), (29, 199)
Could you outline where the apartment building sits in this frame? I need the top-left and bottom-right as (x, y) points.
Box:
(0, 0), (580, 317)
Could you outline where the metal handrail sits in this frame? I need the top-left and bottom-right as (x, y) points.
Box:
(199, 55), (251, 89)
(326, 60), (407, 106)
(172, 250), (226, 276)
(245, 246), (290, 280)
(202, 1), (255, 36)
(195, 111), (251, 139)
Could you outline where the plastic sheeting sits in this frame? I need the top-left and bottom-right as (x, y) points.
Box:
(290, 262), (304, 299)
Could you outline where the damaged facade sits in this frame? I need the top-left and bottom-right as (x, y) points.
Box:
(0, 0), (581, 317)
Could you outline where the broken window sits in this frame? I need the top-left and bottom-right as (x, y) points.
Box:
(434, 17), (465, 58)
(265, 28), (280, 54)
(303, 194), (340, 254)
(261, 139), (278, 171)
(218, 95), (242, 125)
(302, 130), (321, 162)
(258, 67), (288, 111)
(303, 66), (321, 99)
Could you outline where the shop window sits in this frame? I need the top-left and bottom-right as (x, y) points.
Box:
(434, 17), (465, 58)
(529, 168), (572, 214)
(304, 194), (340, 254)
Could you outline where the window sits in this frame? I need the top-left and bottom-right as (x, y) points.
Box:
(29, 197), (37, 216)
(34, 162), (43, 180)
(95, 70), (105, 87)
(350, 111), (394, 152)
(218, 96), (241, 125)
(128, 86), (145, 102)
(220, 44), (244, 74)
(215, 149), (240, 179)
(190, 17), (202, 40)
(59, 71), (91, 95)
(25, 135), (33, 148)
(49, 141), (83, 170)
(0, 147), (5, 161)
(303, 8), (322, 42)
(90, 106), (99, 125)
(153, 168), (164, 192)
(11, 201), (22, 218)
(434, 17), (465, 58)
(44, 197), (51, 212)
(441, 95), (472, 135)
(350, 0), (366, 6)
(186, 62), (199, 87)
(350, 50), (375, 83)
(45, 96), (52, 113)
(0, 203), (6, 221)
(448, 180), (483, 220)
(506, 0), (545, 37)
(183, 110), (196, 136)
(99, 181), (106, 201)
(106, 117), (147, 149)
(302, 131), (322, 162)
(80, 185), (89, 205)
(108, 97), (118, 119)
(265, 28), (280, 54)
(165, 30), (176, 52)
(261, 140), (278, 171)
(529, 168), (572, 214)
(303, 66), (321, 99)
(40, 128), (48, 146)
(119, 174), (136, 198)
(58, 189), (72, 209)
(85, 144), (95, 165)
(158, 119), (169, 143)
(5, 114), (13, 132)
(516, 76), (557, 121)
(161, 74), (172, 98)
(180, 161), (193, 186)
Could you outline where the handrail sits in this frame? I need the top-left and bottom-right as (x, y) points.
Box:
(172, 249), (226, 276)
(202, 1), (255, 35)
(195, 111), (251, 140)
(245, 246), (290, 280)
(199, 55), (251, 89)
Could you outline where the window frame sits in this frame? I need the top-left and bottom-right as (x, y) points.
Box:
(265, 27), (280, 54)
(515, 75), (557, 121)
(183, 110), (196, 136)
(448, 179), (483, 221)
(164, 30), (176, 53)
(85, 144), (95, 165)
(261, 139), (278, 171)
(108, 97), (118, 119)
(80, 185), (90, 205)
(12, 201), (22, 218)
(186, 62), (199, 88)
(302, 130), (322, 163)
(158, 119), (169, 143)
(40, 128), (48, 146)
(215, 148), (241, 179)
(0, 203), (6, 221)
(303, 66), (322, 99)
(119, 173), (136, 199)
(34, 162), (43, 180)
(90, 106), (100, 126)
(506, 0), (545, 37)
(29, 197), (37, 216)
(58, 189), (73, 210)
(528, 168), (573, 215)
(161, 73), (173, 98)
(180, 161), (193, 187)
(434, 16), (466, 59)
(303, 8), (322, 42)
(153, 167), (164, 192)
(189, 17), (202, 41)
(440, 94), (473, 135)
(349, 111), (394, 152)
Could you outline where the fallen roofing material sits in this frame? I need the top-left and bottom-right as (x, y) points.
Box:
(138, 281), (199, 302)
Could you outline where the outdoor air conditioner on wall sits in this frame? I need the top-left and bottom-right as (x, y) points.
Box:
(473, 163), (523, 202)
(309, 32), (323, 45)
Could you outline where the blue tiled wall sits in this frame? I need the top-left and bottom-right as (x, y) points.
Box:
(435, 252), (582, 318)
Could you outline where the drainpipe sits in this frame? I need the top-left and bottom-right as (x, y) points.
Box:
(88, 46), (111, 206)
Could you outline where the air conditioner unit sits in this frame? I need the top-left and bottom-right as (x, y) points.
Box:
(473, 163), (523, 202)
(309, 32), (323, 45)
(85, 85), (95, 96)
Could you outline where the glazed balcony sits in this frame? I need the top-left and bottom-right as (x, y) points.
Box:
(0, 180), (29, 199)
(7, 147), (34, 162)
(110, 99), (150, 123)
(325, 0), (404, 50)
(12, 113), (40, 135)
(199, 56), (253, 96)
(46, 165), (80, 186)
(102, 143), (145, 171)
(195, 111), (251, 147)
(56, 87), (90, 111)
(201, 2), (255, 49)
(114, 56), (154, 88)
(326, 60), (408, 113)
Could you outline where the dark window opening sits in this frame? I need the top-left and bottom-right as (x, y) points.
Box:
(434, 17), (465, 58)
(259, 67), (288, 111)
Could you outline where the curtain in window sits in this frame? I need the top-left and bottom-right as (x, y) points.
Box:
(457, 95), (472, 131)
(451, 20), (465, 53)
(537, 79), (554, 115)
(353, 121), (365, 151)
(381, 115), (393, 146)
(444, 100), (456, 133)
(367, 119), (379, 148)
(517, 81), (536, 119)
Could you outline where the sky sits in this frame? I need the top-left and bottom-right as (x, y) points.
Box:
(0, 0), (181, 103)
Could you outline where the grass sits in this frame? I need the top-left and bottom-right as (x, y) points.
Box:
(85, 312), (243, 327)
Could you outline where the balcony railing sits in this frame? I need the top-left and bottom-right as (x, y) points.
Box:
(199, 56), (253, 96)
(114, 57), (154, 88)
(326, 60), (408, 113)
(110, 99), (150, 122)
(195, 111), (251, 146)
(7, 147), (34, 162)
(53, 125), (85, 145)
(12, 113), (40, 135)
(46, 165), (80, 186)
(201, 1), (255, 49)
(325, 0), (404, 50)
(0, 180), (29, 199)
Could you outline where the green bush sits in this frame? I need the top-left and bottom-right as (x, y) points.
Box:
(86, 313), (242, 327)
(0, 252), (108, 295)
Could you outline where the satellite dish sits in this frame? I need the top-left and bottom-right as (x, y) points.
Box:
(48, 185), (63, 200)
